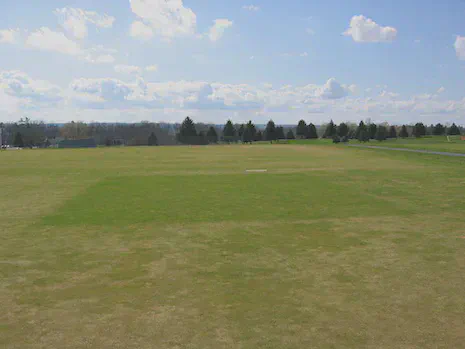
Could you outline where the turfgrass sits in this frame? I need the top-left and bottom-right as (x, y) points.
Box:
(1, 144), (464, 348)
(349, 135), (465, 154)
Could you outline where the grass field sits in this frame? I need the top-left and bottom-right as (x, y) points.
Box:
(350, 135), (465, 154)
(1, 144), (464, 348)
(288, 135), (465, 154)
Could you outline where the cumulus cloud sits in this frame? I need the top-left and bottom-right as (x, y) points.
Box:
(344, 15), (397, 43)
(130, 21), (154, 40)
(24, 28), (116, 64)
(26, 27), (81, 55)
(114, 65), (143, 75)
(2, 71), (464, 125)
(87, 54), (116, 64)
(317, 78), (350, 99)
(454, 36), (465, 60)
(69, 77), (161, 109)
(71, 78), (132, 101)
(242, 5), (260, 11)
(146, 65), (158, 72)
(0, 70), (63, 111)
(208, 19), (233, 42)
(129, 0), (197, 40)
(54, 7), (115, 40)
(0, 29), (20, 44)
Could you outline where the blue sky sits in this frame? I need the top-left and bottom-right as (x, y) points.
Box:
(0, 0), (464, 124)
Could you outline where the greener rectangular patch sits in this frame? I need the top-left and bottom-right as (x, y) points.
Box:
(43, 173), (405, 227)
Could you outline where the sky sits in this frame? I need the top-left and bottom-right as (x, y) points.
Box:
(0, 0), (465, 125)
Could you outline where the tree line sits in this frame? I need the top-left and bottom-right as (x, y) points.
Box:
(0, 118), (177, 148)
(0, 117), (462, 148)
(175, 117), (462, 145)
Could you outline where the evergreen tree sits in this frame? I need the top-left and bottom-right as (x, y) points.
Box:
(238, 124), (245, 139)
(375, 125), (387, 141)
(148, 132), (158, 146)
(286, 129), (295, 139)
(413, 122), (426, 138)
(355, 122), (369, 142)
(307, 123), (318, 139)
(296, 120), (308, 139)
(276, 126), (285, 140)
(347, 128), (356, 139)
(447, 123), (461, 135)
(323, 120), (337, 138)
(433, 123), (446, 136)
(368, 123), (378, 139)
(388, 126), (397, 139)
(197, 131), (208, 145)
(255, 130), (263, 141)
(265, 120), (277, 143)
(359, 129), (370, 142)
(13, 132), (24, 147)
(222, 120), (236, 143)
(355, 121), (366, 140)
(177, 117), (198, 144)
(242, 121), (257, 143)
(337, 122), (349, 138)
(206, 127), (218, 144)
(399, 125), (409, 138)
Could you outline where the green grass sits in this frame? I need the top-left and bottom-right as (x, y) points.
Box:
(350, 135), (465, 153)
(1, 144), (464, 349)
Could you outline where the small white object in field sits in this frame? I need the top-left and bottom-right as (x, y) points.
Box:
(245, 169), (268, 173)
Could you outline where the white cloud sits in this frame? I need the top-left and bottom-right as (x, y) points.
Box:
(146, 65), (158, 72)
(26, 27), (81, 56)
(0, 88), (20, 114)
(130, 21), (154, 40)
(24, 28), (116, 64)
(208, 19), (233, 42)
(317, 78), (350, 99)
(347, 84), (358, 94)
(71, 78), (133, 102)
(54, 7), (115, 40)
(437, 87), (446, 94)
(1, 71), (464, 125)
(88, 54), (116, 64)
(0, 29), (20, 44)
(0, 70), (63, 111)
(379, 90), (400, 99)
(344, 15), (397, 43)
(115, 65), (143, 75)
(242, 5), (260, 11)
(306, 28), (315, 35)
(454, 36), (465, 60)
(129, 0), (197, 40)
(280, 52), (308, 58)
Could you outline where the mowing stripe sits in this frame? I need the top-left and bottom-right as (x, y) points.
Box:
(245, 169), (268, 173)
(347, 144), (465, 157)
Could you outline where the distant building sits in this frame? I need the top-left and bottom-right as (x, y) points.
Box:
(58, 138), (97, 149)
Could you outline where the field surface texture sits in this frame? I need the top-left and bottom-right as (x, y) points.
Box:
(1, 144), (464, 349)
(351, 136), (465, 154)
